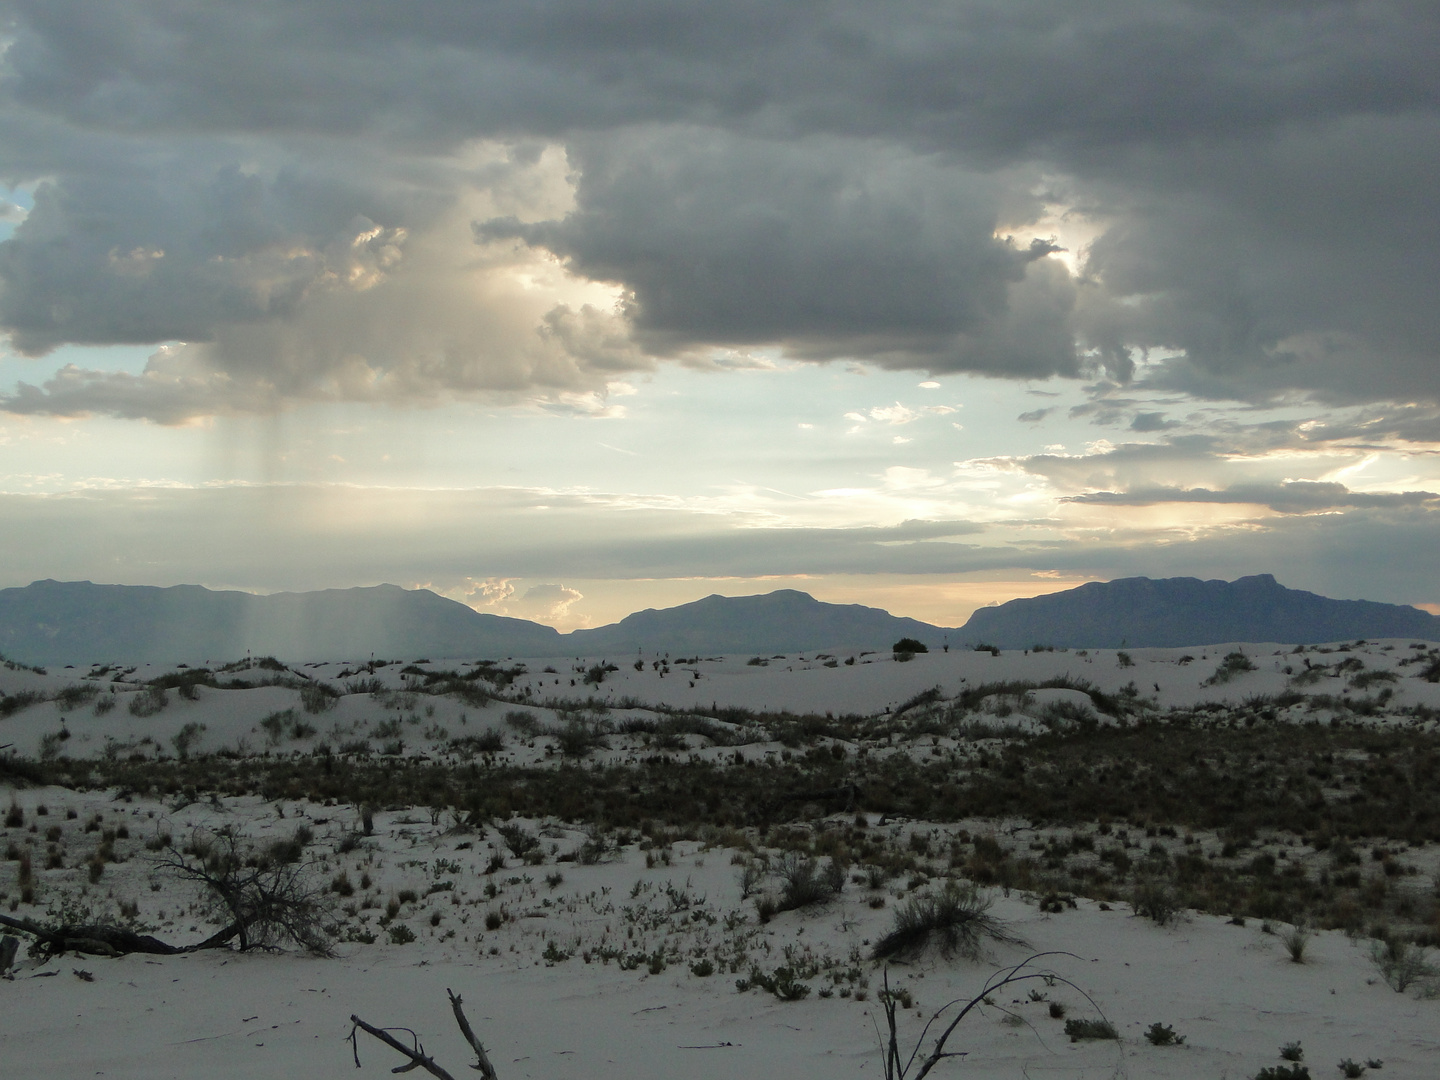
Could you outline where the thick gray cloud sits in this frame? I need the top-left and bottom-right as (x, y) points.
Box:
(0, 0), (1437, 415)
(1064, 481), (1439, 514)
(480, 130), (1076, 373)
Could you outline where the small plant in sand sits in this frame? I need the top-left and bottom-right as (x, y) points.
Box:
(871, 881), (1016, 962)
(1253, 1066), (1310, 1080)
(1282, 922), (1314, 963)
(1145, 1022), (1185, 1045)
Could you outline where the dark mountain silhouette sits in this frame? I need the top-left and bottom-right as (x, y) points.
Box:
(959, 574), (1440, 649)
(4, 574), (1434, 666)
(0, 580), (562, 665)
(0, 581), (949, 665)
(567, 589), (946, 656)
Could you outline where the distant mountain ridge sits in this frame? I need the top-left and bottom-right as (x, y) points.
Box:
(568, 589), (945, 656)
(1, 574), (1434, 665)
(958, 574), (1440, 649)
(0, 580), (952, 665)
(0, 580), (563, 665)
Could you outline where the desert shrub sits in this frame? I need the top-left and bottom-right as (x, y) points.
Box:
(1117, 651), (1134, 668)
(1205, 651), (1258, 686)
(171, 722), (206, 760)
(497, 822), (539, 859)
(894, 686), (944, 717)
(1337, 1060), (1365, 1078)
(128, 685), (170, 717)
(1145, 1022), (1185, 1046)
(737, 858), (766, 898)
(737, 965), (811, 1001)
(775, 851), (844, 912)
(1370, 937), (1437, 992)
(387, 923), (416, 945)
(583, 663), (619, 686)
(156, 827), (333, 954)
(871, 881), (1014, 961)
(553, 717), (608, 757)
(1253, 1067), (1310, 1080)
(505, 710), (541, 736)
(1131, 878), (1179, 925)
(260, 709), (296, 746)
(1064, 1018), (1118, 1041)
(299, 681), (339, 713)
(53, 683), (100, 709)
(343, 677), (386, 696)
(1280, 1041), (1304, 1062)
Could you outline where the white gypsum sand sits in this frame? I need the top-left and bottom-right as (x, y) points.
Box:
(2, 639), (1438, 1078)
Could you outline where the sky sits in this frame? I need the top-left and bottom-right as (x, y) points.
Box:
(0, 1), (1437, 631)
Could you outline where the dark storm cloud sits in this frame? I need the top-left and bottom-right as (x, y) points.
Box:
(0, 0), (1437, 413)
(480, 131), (1079, 374)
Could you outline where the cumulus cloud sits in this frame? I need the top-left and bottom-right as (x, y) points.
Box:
(0, 0), (1435, 412)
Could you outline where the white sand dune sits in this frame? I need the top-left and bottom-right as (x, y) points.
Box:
(3, 639), (1439, 1078)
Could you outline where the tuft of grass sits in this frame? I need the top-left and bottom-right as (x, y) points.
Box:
(1064, 1018), (1118, 1041)
(871, 881), (1017, 962)
(1282, 923), (1314, 963)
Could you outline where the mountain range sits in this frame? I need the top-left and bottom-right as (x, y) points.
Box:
(0, 574), (1434, 665)
(961, 573), (1440, 649)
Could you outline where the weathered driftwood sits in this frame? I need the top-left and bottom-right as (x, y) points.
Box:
(0, 911), (237, 959)
(0, 933), (19, 975)
(349, 988), (497, 1080)
(447, 988), (498, 1079)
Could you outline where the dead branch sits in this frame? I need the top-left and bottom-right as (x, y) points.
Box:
(874, 952), (1107, 1080)
(0, 911), (234, 960)
(447, 988), (498, 1079)
(349, 1015), (458, 1080)
(350, 990), (498, 1079)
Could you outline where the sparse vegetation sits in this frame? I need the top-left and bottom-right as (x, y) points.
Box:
(1145, 1022), (1185, 1045)
(871, 882), (1014, 961)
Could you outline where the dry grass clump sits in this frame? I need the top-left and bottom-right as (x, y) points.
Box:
(871, 881), (1016, 961)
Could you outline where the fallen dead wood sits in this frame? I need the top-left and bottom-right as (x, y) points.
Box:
(349, 988), (498, 1080)
(0, 911), (237, 959)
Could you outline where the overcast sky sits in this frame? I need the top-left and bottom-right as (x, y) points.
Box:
(1, 1), (1437, 629)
